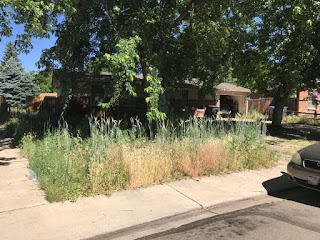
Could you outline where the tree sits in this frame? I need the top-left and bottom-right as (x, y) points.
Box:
(0, 1), (257, 120)
(0, 57), (39, 108)
(0, 1), (74, 53)
(30, 70), (54, 93)
(6, 1), (319, 123)
(37, 1), (241, 119)
(233, 0), (320, 125)
(0, 41), (20, 71)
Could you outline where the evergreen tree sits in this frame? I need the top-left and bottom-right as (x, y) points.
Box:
(0, 41), (20, 71)
(0, 57), (39, 108)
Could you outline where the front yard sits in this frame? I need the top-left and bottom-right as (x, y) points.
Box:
(19, 117), (278, 202)
(4, 113), (319, 203)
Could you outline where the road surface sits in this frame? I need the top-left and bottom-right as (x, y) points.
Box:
(94, 187), (320, 240)
(139, 187), (320, 240)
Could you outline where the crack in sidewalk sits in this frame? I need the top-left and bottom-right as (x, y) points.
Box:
(0, 202), (48, 214)
(163, 183), (219, 214)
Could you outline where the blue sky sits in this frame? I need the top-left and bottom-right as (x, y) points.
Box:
(0, 23), (56, 72)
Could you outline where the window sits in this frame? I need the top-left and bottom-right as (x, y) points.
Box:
(91, 85), (105, 106)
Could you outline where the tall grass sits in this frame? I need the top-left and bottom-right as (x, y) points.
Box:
(283, 114), (320, 126)
(237, 109), (268, 121)
(22, 117), (278, 202)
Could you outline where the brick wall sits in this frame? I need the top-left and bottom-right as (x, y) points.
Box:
(297, 90), (320, 116)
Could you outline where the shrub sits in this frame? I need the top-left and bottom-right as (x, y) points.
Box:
(242, 109), (268, 120)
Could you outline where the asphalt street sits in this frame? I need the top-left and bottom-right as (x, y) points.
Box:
(137, 187), (320, 240)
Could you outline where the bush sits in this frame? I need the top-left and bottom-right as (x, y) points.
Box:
(243, 109), (268, 120)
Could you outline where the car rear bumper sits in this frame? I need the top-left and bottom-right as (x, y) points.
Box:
(287, 162), (320, 191)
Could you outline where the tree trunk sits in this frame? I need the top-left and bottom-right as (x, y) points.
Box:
(272, 94), (288, 126)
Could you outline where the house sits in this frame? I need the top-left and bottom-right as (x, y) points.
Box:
(289, 88), (320, 117)
(53, 72), (149, 118)
(52, 71), (251, 118)
(212, 83), (251, 117)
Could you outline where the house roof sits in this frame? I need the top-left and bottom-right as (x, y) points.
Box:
(100, 72), (143, 80)
(214, 83), (251, 93)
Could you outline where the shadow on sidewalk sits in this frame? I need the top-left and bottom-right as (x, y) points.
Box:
(262, 173), (320, 208)
(0, 126), (16, 165)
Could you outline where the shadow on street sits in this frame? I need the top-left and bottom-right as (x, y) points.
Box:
(262, 173), (320, 208)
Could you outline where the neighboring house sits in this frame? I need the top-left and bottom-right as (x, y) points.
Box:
(294, 88), (320, 116)
(213, 83), (251, 117)
(53, 72), (251, 118)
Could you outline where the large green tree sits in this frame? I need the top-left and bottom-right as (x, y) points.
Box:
(36, 0), (243, 119)
(0, 1), (259, 119)
(233, 0), (320, 125)
(4, 1), (319, 123)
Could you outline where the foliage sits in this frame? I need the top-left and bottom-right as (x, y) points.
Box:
(0, 41), (20, 71)
(99, 37), (140, 109)
(21, 117), (278, 202)
(29, 70), (54, 93)
(244, 109), (268, 121)
(0, 0), (75, 52)
(35, 1), (240, 119)
(283, 114), (320, 126)
(0, 57), (39, 108)
(145, 68), (166, 120)
(3, 1), (320, 124)
(233, 0), (320, 125)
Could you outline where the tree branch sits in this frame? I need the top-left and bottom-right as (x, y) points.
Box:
(172, 0), (207, 29)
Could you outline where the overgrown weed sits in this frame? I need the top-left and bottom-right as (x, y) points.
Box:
(21, 117), (278, 202)
(283, 114), (320, 126)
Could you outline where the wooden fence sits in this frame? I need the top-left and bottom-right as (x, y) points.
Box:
(248, 98), (273, 114)
(0, 96), (8, 113)
(26, 93), (58, 113)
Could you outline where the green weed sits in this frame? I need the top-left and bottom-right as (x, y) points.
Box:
(21, 117), (278, 202)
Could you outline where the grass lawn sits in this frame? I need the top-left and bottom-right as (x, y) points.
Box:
(266, 124), (319, 162)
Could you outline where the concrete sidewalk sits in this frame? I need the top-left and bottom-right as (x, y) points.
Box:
(0, 125), (296, 240)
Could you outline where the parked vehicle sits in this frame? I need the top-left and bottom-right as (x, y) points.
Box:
(287, 142), (320, 191)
